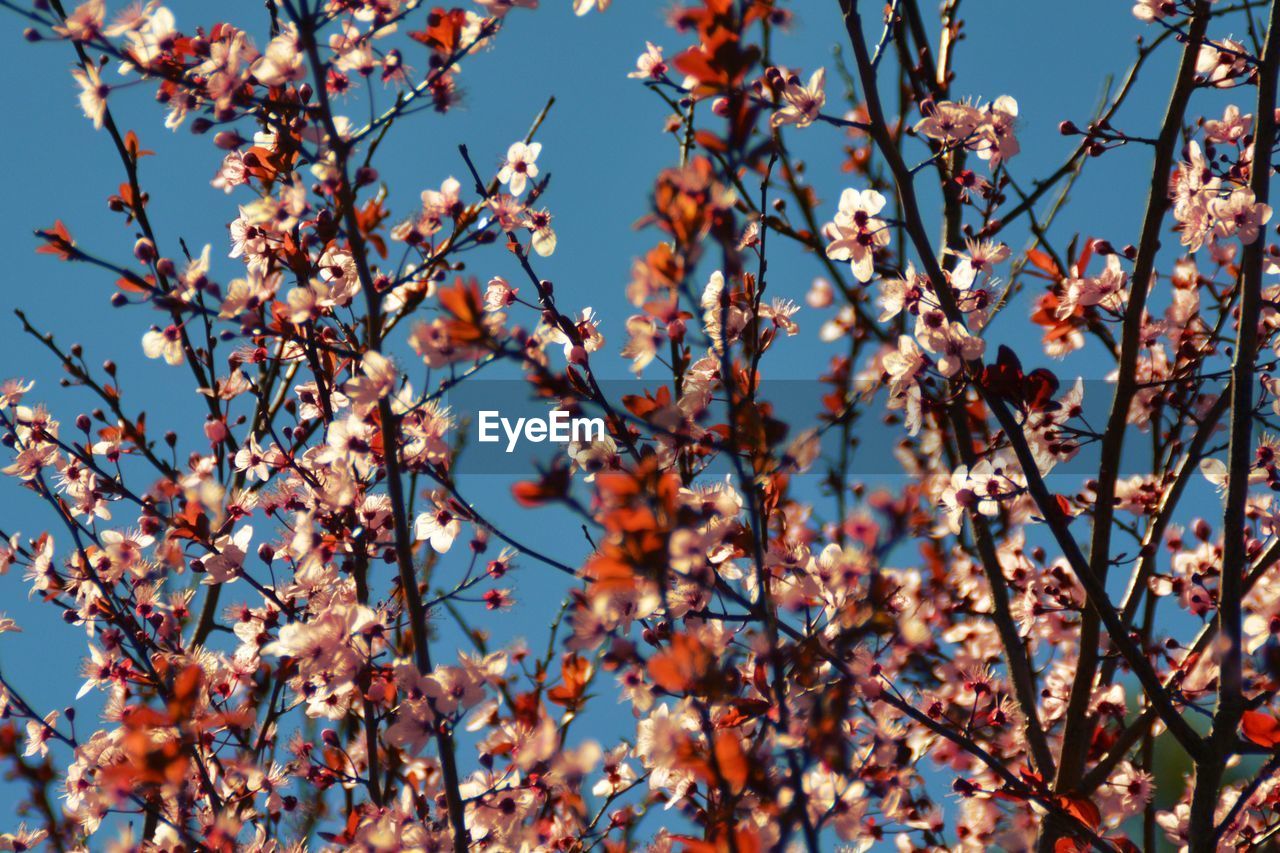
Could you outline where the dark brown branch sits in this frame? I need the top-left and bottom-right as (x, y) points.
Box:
(1056, 0), (1209, 802)
(1190, 1), (1280, 845)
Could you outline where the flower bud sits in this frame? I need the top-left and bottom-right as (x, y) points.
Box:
(204, 418), (228, 445)
(213, 130), (245, 150)
(133, 238), (156, 264)
(806, 277), (834, 308)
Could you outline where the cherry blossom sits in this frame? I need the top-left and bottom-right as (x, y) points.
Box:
(628, 41), (667, 79)
(770, 66), (826, 129)
(2, 1), (1279, 851)
(823, 188), (890, 283)
(497, 141), (542, 196)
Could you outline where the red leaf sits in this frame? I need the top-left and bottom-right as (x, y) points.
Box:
(1056, 794), (1101, 830)
(1243, 710), (1280, 748)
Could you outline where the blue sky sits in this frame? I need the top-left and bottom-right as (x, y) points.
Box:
(0, 0), (1242, 844)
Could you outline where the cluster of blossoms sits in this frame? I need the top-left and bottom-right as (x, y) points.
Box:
(914, 96), (1021, 165)
(1, 0), (1280, 851)
(1173, 128), (1273, 255)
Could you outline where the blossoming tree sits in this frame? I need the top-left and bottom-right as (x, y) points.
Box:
(0, 0), (1279, 850)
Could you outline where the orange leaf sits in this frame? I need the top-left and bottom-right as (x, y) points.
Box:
(675, 827), (762, 853)
(410, 8), (467, 53)
(582, 553), (637, 596)
(1025, 248), (1060, 277)
(547, 654), (593, 709)
(647, 633), (714, 694)
(115, 275), (150, 294)
(168, 664), (203, 720)
(713, 729), (748, 794)
(121, 704), (172, 730)
(439, 277), (488, 344)
(36, 220), (76, 260)
(511, 464), (571, 508)
(124, 130), (154, 158)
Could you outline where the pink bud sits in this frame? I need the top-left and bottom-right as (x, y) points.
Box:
(204, 418), (229, 445)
